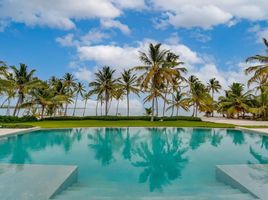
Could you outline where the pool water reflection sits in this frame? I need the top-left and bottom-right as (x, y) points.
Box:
(0, 128), (267, 198)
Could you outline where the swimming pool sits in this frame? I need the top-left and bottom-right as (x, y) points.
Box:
(0, 128), (267, 199)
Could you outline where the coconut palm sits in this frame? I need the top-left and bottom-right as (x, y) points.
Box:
(218, 83), (253, 118)
(0, 72), (16, 115)
(82, 92), (91, 117)
(207, 78), (221, 116)
(133, 43), (179, 121)
(89, 66), (118, 116)
(73, 82), (86, 116)
(63, 73), (77, 116)
(114, 88), (124, 116)
(245, 38), (268, 85)
(188, 76), (210, 117)
(118, 69), (139, 116)
(162, 52), (187, 117)
(9, 64), (41, 116)
(166, 91), (189, 116)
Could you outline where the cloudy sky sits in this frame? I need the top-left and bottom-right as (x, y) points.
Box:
(1, 0), (268, 115)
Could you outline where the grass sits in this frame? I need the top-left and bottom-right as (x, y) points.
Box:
(241, 125), (268, 128)
(9, 120), (235, 128)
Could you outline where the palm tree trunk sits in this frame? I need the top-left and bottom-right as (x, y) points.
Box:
(105, 91), (108, 116)
(151, 97), (155, 122)
(100, 100), (103, 116)
(192, 104), (195, 117)
(127, 91), (130, 117)
(64, 103), (68, 116)
(162, 84), (169, 117)
(41, 105), (45, 119)
(116, 100), (119, 116)
(212, 90), (214, 117)
(6, 98), (11, 116)
(195, 103), (198, 117)
(171, 95), (174, 117)
(73, 93), (78, 116)
(13, 95), (22, 116)
(155, 97), (158, 117)
(96, 100), (99, 116)
(176, 107), (179, 116)
(83, 99), (87, 117)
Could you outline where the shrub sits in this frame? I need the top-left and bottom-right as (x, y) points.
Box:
(0, 116), (37, 123)
(0, 124), (34, 128)
(41, 115), (201, 121)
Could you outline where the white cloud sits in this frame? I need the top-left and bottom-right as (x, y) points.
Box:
(152, 0), (268, 29)
(74, 67), (94, 83)
(56, 34), (77, 47)
(100, 19), (131, 35)
(0, 0), (144, 30)
(80, 29), (110, 45)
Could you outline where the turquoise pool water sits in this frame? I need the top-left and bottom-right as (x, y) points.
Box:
(0, 128), (267, 199)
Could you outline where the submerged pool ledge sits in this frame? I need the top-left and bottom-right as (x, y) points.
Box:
(216, 164), (268, 200)
(0, 164), (78, 200)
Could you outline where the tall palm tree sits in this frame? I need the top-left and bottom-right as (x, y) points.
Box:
(82, 92), (91, 117)
(114, 88), (124, 116)
(133, 43), (178, 121)
(89, 66), (118, 116)
(0, 72), (16, 115)
(167, 91), (189, 116)
(162, 52), (186, 117)
(72, 82), (86, 116)
(188, 76), (210, 117)
(63, 73), (77, 116)
(118, 69), (139, 116)
(245, 38), (268, 84)
(207, 78), (221, 116)
(9, 64), (41, 116)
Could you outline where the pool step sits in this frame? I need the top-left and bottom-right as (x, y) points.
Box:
(216, 164), (268, 200)
(53, 182), (257, 200)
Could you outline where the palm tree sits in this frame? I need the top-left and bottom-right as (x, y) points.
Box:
(188, 76), (210, 117)
(245, 38), (268, 84)
(118, 69), (139, 116)
(133, 43), (178, 121)
(72, 82), (86, 116)
(207, 78), (221, 116)
(0, 72), (16, 115)
(218, 83), (253, 118)
(166, 91), (189, 116)
(89, 66), (118, 116)
(82, 92), (91, 117)
(114, 88), (124, 116)
(63, 73), (77, 116)
(162, 52), (186, 117)
(9, 64), (41, 116)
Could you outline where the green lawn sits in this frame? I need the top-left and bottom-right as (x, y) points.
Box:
(10, 120), (235, 128)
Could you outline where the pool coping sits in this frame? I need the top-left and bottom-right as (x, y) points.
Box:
(0, 126), (267, 139)
(0, 127), (40, 139)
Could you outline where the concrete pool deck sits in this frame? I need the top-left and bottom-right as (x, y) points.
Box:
(0, 127), (39, 138)
(202, 117), (268, 135)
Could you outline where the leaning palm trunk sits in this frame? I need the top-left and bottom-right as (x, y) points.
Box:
(95, 100), (99, 116)
(64, 103), (68, 116)
(155, 97), (158, 117)
(73, 93), (78, 116)
(13, 94), (22, 116)
(83, 99), (88, 117)
(176, 107), (179, 116)
(6, 98), (11, 116)
(171, 95), (174, 117)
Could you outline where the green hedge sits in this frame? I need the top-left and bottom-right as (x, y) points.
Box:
(0, 124), (34, 128)
(41, 116), (201, 121)
(0, 116), (37, 123)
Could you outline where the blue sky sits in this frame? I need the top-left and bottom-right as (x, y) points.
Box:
(1, 1), (268, 114)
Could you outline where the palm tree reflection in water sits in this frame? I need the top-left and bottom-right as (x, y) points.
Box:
(132, 128), (188, 192)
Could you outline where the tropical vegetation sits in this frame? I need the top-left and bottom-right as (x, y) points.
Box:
(1, 39), (268, 121)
